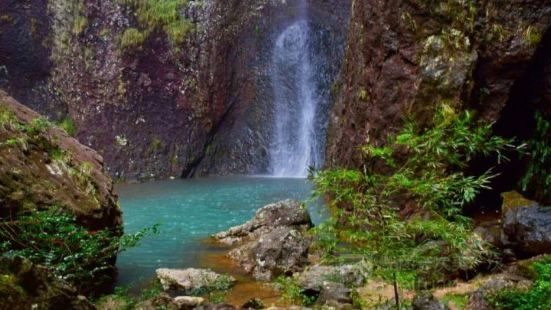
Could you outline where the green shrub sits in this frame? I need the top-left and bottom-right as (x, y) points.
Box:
(487, 257), (551, 310)
(0, 208), (158, 291)
(25, 117), (51, 136)
(442, 293), (468, 309)
(275, 276), (316, 306)
(57, 117), (77, 136)
(0, 106), (16, 128)
(520, 112), (551, 199)
(94, 282), (165, 309)
(311, 105), (522, 305)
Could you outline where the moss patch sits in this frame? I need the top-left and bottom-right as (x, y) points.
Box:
(119, 0), (193, 51)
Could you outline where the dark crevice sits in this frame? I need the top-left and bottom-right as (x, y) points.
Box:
(465, 26), (551, 214)
(181, 70), (248, 178)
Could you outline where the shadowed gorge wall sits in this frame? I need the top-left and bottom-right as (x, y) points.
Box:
(326, 0), (551, 203)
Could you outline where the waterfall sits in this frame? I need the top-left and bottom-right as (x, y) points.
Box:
(269, 16), (322, 178)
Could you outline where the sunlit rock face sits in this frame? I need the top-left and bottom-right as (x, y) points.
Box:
(0, 0), (350, 180)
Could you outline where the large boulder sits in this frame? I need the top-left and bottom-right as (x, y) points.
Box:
(214, 199), (312, 245)
(295, 263), (368, 292)
(0, 91), (122, 294)
(155, 268), (235, 293)
(501, 192), (551, 257)
(228, 226), (312, 281)
(0, 91), (121, 231)
(214, 200), (313, 281)
(0, 257), (95, 310)
(316, 281), (353, 309)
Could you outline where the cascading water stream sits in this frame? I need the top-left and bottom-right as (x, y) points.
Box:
(269, 15), (322, 178)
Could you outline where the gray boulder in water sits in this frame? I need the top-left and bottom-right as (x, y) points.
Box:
(501, 192), (551, 257)
(213, 200), (313, 280)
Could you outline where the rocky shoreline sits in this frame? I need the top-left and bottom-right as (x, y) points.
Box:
(104, 194), (551, 310)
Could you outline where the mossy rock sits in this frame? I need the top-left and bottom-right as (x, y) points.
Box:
(501, 191), (534, 213)
(0, 257), (94, 310)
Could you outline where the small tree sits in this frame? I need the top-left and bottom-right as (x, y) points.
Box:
(311, 105), (522, 308)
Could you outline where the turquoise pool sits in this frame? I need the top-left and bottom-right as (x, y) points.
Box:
(115, 177), (322, 286)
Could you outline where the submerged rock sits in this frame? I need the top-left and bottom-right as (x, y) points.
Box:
(155, 268), (235, 293)
(214, 200), (313, 280)
(501, 192), (551, 257)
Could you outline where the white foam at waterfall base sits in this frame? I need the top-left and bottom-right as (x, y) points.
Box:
(269, 19), (321, 178)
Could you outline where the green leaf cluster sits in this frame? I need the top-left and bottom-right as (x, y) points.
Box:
(311, 105), (521, 290)
(487, 256), (551, 310)
(57, 116), (77, 137)
(520, 112), (551, 199)
(0, 208), (158, 292)
(275, 276), (317, 306)
(120, 0), (193, 51)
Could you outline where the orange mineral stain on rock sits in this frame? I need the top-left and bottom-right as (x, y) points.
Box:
(199, 249), (287, 308)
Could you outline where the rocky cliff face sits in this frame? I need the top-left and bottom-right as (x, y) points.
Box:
(0, 90), (121, 230)
(326, 0), (551, 203)
(0, 0), (350, 180)
(190, 0), (350, 176)
(0, 90), (122, 296)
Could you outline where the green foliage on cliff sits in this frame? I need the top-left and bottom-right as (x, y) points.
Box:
(415, 0), (477, 32)
(57, 116), (76, 137)
(520, 112), (551, 199)
(0, 208), (158, 291)
(120, 28), (147, 50)
(120, 0), (193, 51)
(523, 25), (543, 47)
(0, 109), (52, 142)
(311, 105), (521, 303)
(487, 256), (551, 310)
(72, 15), (88, 35)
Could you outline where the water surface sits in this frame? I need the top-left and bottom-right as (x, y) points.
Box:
(115, 177), (321, 287)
